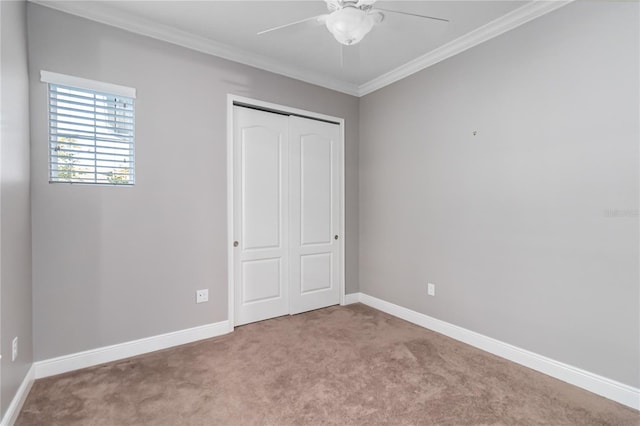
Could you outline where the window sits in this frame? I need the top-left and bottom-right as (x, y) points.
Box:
(41, 71), (136, 185)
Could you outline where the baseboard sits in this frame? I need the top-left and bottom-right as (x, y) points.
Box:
(21, 297), (640, 411)
(34, 320), (231, 379)
(356, 293), (639, 410)
(344, 293), (361, 305)
(1, 364), (35, 426)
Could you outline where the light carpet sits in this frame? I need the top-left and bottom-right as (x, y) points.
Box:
(17, 304), (639, 425)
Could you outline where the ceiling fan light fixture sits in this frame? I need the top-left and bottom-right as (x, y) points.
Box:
(325, 6), (382, 46)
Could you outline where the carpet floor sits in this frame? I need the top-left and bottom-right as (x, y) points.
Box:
(17, 304), (639, 425)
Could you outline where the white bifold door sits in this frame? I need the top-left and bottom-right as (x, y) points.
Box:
(233, 106), (341, 326)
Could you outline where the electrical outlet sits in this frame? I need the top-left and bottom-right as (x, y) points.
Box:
(427, 283), (436, 297)
(196, 289), (209, 304)
(12, 337), (18, 362)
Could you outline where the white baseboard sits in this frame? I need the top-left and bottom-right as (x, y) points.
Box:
(16, 297), (640, 413)
(353, 292), (639, 410)
(1, 364), (35, 426)
(34, 320), (231, 379)
(344, 293), (361, 305)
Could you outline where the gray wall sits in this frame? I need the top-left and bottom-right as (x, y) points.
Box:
(1, 0), (34, 417)
(28, 3), (359, 361)
(360, 1), (639, 388)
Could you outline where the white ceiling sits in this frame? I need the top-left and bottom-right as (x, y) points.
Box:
(32, 1), (572, 96)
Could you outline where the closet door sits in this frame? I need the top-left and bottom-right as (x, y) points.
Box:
(233, 106), (290, 326)
(289, 116), (341, 314)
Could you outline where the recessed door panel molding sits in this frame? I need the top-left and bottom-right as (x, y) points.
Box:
(241, 127), (281, 251)
(300, 253), (333, 294)
(229, 95), (344, 328)
(300, 134), (333, 246)
(242, 258), (281, 304)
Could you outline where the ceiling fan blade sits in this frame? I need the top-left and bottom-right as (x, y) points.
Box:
(257, 15), (327, 36)
(374, 8), (449, 23)
(325, 0), (340, 12)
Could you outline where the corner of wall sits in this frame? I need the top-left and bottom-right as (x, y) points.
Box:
(0, 0), (34, 422)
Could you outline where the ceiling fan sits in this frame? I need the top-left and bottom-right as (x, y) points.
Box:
(258, 0), (450, 46)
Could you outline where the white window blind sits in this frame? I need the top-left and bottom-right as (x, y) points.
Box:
(43, 71), (136, 185)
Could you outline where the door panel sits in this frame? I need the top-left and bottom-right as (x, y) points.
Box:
(300, 253), (332, 294)
(290, 116), (341, 314)
(242, 258), (281, 303)
(300, 135), (333, 246)
(241, 128), (281, 250)
(234, 106), (289, 326)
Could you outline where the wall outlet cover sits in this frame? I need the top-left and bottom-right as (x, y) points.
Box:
(196, 289), (209, 304)
(427, 283), (436, 297)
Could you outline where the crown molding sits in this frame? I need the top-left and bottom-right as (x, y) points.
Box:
(28, 0), (360, 97)
(30, 0), (573, 99)
(357, 0), (575, 97)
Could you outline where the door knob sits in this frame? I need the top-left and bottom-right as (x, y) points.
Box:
(334, 235), (339, 240)
(234, 241), (239, 247)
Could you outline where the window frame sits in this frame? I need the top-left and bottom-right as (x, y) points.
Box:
(41, 71), (137, 186)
